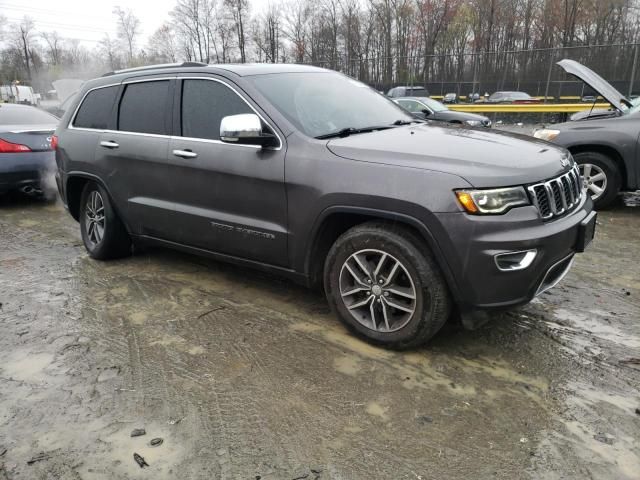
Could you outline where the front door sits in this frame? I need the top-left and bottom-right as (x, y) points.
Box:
(167, 76), (288, 267)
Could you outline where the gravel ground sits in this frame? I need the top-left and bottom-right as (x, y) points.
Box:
(0, 193), (639, 480)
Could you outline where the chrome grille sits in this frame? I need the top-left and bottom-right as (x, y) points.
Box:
(528, 166), (583, 220)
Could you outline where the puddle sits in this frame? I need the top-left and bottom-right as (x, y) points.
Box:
(1, 350), (55, 383)
(365, 401), (389, 421)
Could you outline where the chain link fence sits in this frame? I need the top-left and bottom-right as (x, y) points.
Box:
(305, 43), (640, 101)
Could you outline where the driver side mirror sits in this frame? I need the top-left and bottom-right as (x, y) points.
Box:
(421, 109), (431, 117)
(220, 113), (277, 148)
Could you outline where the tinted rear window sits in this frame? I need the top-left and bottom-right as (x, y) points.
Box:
(118, 81), (170, 134)
(0, 105), (58, 125)
(181, 79), (252, 140)
(73, 86), (118, 129)
(408, 88), (429, 96)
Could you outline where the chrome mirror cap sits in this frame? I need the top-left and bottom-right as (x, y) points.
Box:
(220, 113), (262, 142)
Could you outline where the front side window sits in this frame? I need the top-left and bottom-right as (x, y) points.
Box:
(181, 79), (253, 141)
(73, 86), (118, 129)
(118, 80), (170, 135)
(250, 73), (412, 138)
(397, 99), (422, 113)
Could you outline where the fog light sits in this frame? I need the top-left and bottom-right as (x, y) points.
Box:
(494, 249), (537, 271)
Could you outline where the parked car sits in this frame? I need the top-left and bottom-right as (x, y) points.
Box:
(467, 92), (482, 103)
(534, 59), (639, 209)
(487, 91), (541, 104)
(0, 104), (58, 196)
(394, 96), (491, 127)
(55, 63), (595, 349)
(44, 92), (78, 118)
(442, 93), (458, 104)
(0, 85), (40, 106)
(387, 86), (430, 98)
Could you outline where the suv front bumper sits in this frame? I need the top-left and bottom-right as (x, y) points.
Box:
(433, 194), (594, 311)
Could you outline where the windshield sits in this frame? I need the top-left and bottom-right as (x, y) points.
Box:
(0, 105), (58, 125)
(249, 72), (413, 138)
(417, 97), (448, 112)
(628, 97), (640, 114)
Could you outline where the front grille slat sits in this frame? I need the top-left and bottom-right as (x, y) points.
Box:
(527, 165), (583, 221)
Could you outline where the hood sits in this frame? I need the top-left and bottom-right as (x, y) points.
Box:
(326, 123), (572, 188)
(52, 79), (84, 103)
(557, 59), (632, 113)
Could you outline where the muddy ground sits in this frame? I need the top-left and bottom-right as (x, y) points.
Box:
(0, 193), (639, 480)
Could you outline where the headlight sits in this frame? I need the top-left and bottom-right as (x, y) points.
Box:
(465, 120), (483, 127)
(533, 129), (560, 141)
(455, 187), (530, 214)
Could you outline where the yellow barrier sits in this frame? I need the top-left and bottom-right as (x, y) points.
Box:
(431, 95), (603, 102)
(448, 103), (611, 113)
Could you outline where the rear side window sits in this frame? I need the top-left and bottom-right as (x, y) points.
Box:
(118, 81), (170, 135)
(73, 86), (118, 129)
(181, 79), (252, 140)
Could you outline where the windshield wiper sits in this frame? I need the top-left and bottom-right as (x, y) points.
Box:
(315, 125), (394, 140)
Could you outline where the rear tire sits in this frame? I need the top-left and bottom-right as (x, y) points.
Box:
(574, 151), (621, 209)
(323, 222), (451, 350)
(79, 182), (131, 260)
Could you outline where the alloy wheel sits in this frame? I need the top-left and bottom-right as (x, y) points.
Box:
(84, 190), (106, 248)
(338, 249), (418, 333)
(579, 163), (608, 201)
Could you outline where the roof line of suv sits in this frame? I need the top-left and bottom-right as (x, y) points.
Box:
(102, 62), (208, 77)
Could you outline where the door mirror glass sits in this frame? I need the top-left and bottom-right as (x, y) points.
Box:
(220, 113), (276, 147)
(421, 109), (431, 117)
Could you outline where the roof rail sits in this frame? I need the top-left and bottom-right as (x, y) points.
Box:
(102, 62), (208, 77)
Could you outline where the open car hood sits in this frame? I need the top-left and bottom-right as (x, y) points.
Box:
(557, 59), (632, 113)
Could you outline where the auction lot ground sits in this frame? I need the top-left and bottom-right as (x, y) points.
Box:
(0, 194), (639, 480)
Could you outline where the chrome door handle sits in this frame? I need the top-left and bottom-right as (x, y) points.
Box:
(99, 140), (119, 149)
(173, 149), (198, 159)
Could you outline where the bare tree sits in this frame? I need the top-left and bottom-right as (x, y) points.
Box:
(41, 31), (63, 65)
(225, 0), (250, 62)
(113, 6), (141, 66)
(99, 34), (122, 71)
(148, 24), (179, 62)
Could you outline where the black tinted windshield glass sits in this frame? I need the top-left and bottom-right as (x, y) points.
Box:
(0, 105), (58, 125)
(249, 73), (412, 138)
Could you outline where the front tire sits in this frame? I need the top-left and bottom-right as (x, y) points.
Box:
(324, 222), (451, 350)
(574, 151), (621, 209)
(79, 182), (131, 260)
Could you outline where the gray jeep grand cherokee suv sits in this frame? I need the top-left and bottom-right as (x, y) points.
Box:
(54, 63), (596, 349)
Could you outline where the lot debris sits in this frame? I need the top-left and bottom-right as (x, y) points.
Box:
(26, 450), (57, 465)
(0, 447), (6, 457)
(593, 433), (615, 445)
(150, 437), (163, 447)
(130, 428), (146, 437)
(619, 358), (640, 365)
(635, 408), (640, 416)
(133, 453), (149, 468)
(417, 415), (433, 425)
(167, 417), (184, 425)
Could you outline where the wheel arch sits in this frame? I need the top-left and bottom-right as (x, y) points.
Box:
(568, 144), (628, 189)
(304, 206), (461, 302)
(65, 173), (129, 231)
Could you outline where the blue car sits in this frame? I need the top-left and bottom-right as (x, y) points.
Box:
(0, 103), (58, 196)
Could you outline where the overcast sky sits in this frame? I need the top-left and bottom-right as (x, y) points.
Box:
(1, 0), (270, 48)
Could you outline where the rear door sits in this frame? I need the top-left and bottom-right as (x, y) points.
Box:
(166, 76), (288, 267)
(94, 77), (178, 240)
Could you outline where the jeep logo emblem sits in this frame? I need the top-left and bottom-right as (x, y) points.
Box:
(560, 157), (570, 168)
